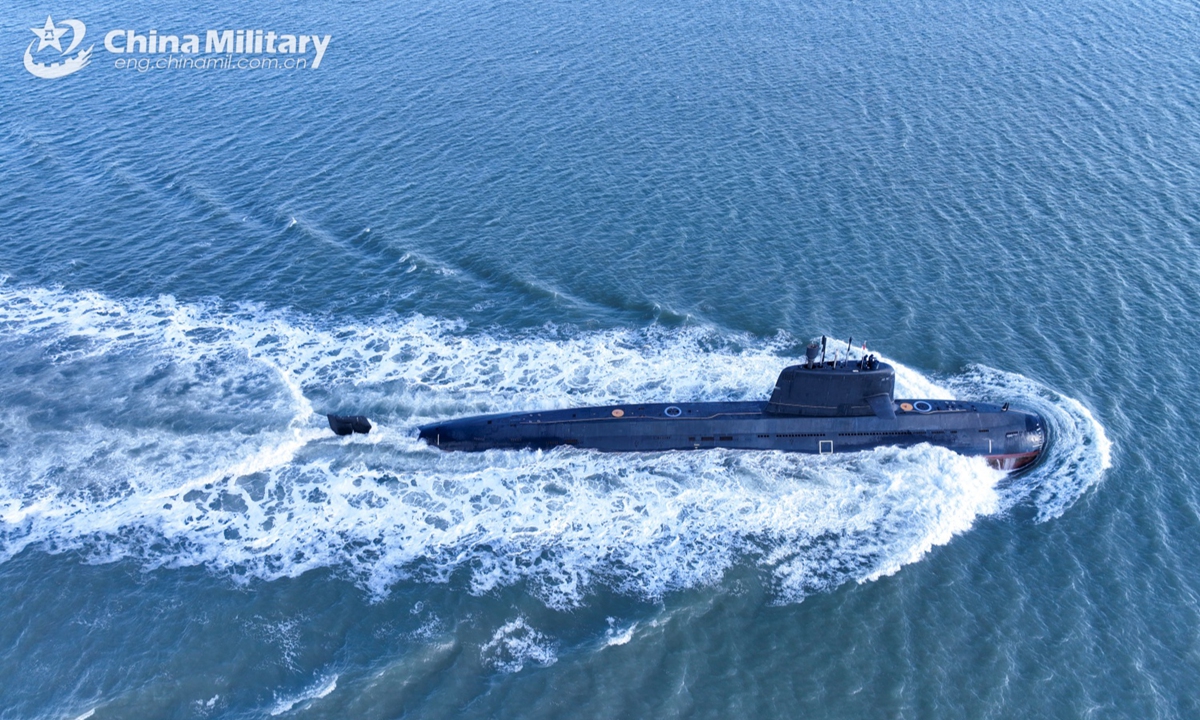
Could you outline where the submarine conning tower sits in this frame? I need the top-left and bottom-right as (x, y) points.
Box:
(765, 348), (897, 418)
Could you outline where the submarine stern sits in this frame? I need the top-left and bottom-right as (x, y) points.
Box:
(417, 415), (507, 451)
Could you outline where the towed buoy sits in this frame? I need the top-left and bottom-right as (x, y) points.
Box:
(327, 414), (372, 436)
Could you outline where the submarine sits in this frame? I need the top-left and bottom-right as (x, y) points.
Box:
(409, 340), (1047, 472)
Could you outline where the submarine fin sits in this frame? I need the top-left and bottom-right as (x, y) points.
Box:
(866, 394), (896, 420)
(327, 414), (372, 436)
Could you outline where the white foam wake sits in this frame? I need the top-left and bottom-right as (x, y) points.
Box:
(0, 284), (1109, 605)
(944, 366), (1112, 521)
(481, 617), (557, 673)
(269, 674), (337, 716)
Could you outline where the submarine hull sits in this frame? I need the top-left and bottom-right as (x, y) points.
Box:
(417, 399), (1046, 472)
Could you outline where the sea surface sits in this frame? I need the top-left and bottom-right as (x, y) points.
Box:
(1, 0), (1197, 717)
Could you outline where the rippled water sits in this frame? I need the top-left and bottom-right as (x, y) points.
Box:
(1, 0), (1198, 717)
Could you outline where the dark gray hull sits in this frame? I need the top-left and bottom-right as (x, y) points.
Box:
(417, 399), (1047, 472)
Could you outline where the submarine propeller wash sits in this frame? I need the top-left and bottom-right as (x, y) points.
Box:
(404, 340), (1047, 471)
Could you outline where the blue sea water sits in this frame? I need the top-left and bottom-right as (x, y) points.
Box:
(1, 0), (1197, 716)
